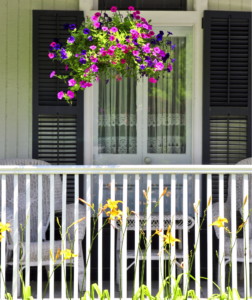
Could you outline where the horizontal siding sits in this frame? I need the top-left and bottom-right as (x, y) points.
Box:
(209, 0), (252, 11)
(0, 0), (79, 160)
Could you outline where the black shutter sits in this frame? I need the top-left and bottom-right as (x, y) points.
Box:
(33, 10), (84, 201)
(202, 11), (252, 204)
(98, 0), (187, 11)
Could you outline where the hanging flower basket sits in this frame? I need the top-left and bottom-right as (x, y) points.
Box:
(48, 6), (175, 103)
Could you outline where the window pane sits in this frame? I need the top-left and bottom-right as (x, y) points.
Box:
(148, 37), (187, 154)
(98, 77), (137, 154)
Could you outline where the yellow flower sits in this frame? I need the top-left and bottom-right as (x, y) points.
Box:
(79, 198), (92, 208)
(50, 249), (54, 261)
(156, 225), (181, 246)
(209, 217), (228, 228)
(106, 208), (123, 221)
(60, 249), (78, 260)
(106, 199), (123, 210)
(160, 187), (167, 198)
(207, 196), (212, 208)
(50, 247), (61, 263)
(0, 222), (12, 233)
(0, 234), (4, 242)
(71, 216), (86, 226)
(237, 221), (247, 233)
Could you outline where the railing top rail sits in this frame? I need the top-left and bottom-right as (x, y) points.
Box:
(0, 164), (251, 174)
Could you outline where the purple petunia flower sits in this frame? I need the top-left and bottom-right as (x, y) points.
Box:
(75, 53), (79, 57)
(167, 31), (173, 35)
(49, 46), (54, 51)
(60, 49), (67, 59)
(79, 57), (86, 64)
(156, 34), (163, 41)
(68, 78), (76, 86)
(159, 30), (164, 35)
(88, 36), (93, 41)
(171, 44), (176, 50)
(135, 57), (141, 63)
(81, 50), (87, 55)
(171, 58), (176, 63)
(83, 28), (90, 34)
(67, 90), (75, 99)
(57, 91), (64, 99)
(64, 23), (69, 30)
(54, 44), (61, 50)
(167, 40), (171, 45)
(150, 39), (156, 45)
(67, 36), (75, 44)
(69, 24), (76, 30)
(105, 79), (109, 84)
(50, 71), (55, 78)
(140, 64), (145, 70)
(147, 60), (153, 67)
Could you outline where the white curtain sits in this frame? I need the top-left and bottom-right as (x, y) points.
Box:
(98, 76), (137, 154)
(148, 37), (186, 154)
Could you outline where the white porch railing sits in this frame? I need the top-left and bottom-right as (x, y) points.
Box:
(0, 164), (251, 300)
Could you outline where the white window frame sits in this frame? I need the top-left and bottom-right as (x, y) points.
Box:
(80, 0), (208, 165)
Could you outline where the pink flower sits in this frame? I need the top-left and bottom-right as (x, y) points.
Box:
(135, 15), (140, 20)
(111, 6), (117, 12)
(50, 42), (56, 47)
(86, 82), (92, 87)
(85, 68), (90, 73)
(141, 17), (146, 22)
(109, 35), (115, 41)
(107, 49), (114, 56)
(154, 62), (164, 71)
(121, 59), (126, 64)
(112, 61), (116, 65)
(111, 27), (118, 33)
(90, 64), (98, 72)
(128, 6), (134, 11)
(96, 75), (99, 82)
(126, 39), (130, 43)
(168, 63), (173, 72)
(142, 24), (148, 30)
(102, 26), (108, 31)
(95, 12), (101, 17)
(57, 91), (64, 99)
(121, 45), (127, 51)
(102, 51), (107, 56)
(94, 22), (100, 28)
(132, 50), (139, 56)
(67, 90), (75, 99)
(149, 77), (157, 83)
(135, 10), (140, 14)
(148, 25), (152, 30)
(80, 80), (87, 88)
(153, 47), (160, 53)
(130, 29), (138, 35)
(117, 43), (122, 48)
(90, 45), (97, 50)
(110, 45), (116, 50)
(48, 53), (54, 59)
(149, 31), (155, 36)
(50, 71), (55, 78)
(115, 74), (122, 81)
(68, 78), (76, 86)
(141, 33), (147, 39)
(91, 15), (98, 21)
(90, 56), (98, 63)
(133, 12), (137, 17)
(65, 65), (68, 71)
(136, 23), (142, 28)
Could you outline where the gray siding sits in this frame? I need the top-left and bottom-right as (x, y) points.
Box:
(0, 0), (79, 159)
(208, 0), (251, 11)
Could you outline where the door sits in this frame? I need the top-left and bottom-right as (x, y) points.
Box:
(92, 26), (193, 214)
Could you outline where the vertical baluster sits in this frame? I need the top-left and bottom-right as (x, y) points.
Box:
(207, 174), (213, 297)
(195, 174), (200, 298)
(37, 174), (43, 300)
(243, 174), (249, 295)
(61, 174), (67, 299)
(122, 174), (128, 299)
(183, 174), (188, 294)
(13, 175), (18, 299)
(86, 174), (91, 294)
(231, 174), (237, 290)
(98, 174), (103, 291)
(146, 174), (152, 293)
(159, 174), (164, 294)
(1, 175), (6, 299)
(25, 175), (31, 288)
(110, 175), (115, 299)
(219, 174), (225, 292)
(134, 174), (140, 292)
(49, 174), (55, 299)
(74, 174), (79, 299)
(171, 174), (176, 291)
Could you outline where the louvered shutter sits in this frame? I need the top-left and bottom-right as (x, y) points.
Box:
(33, 10), (84, 201)
(202, 11), (252, 204)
